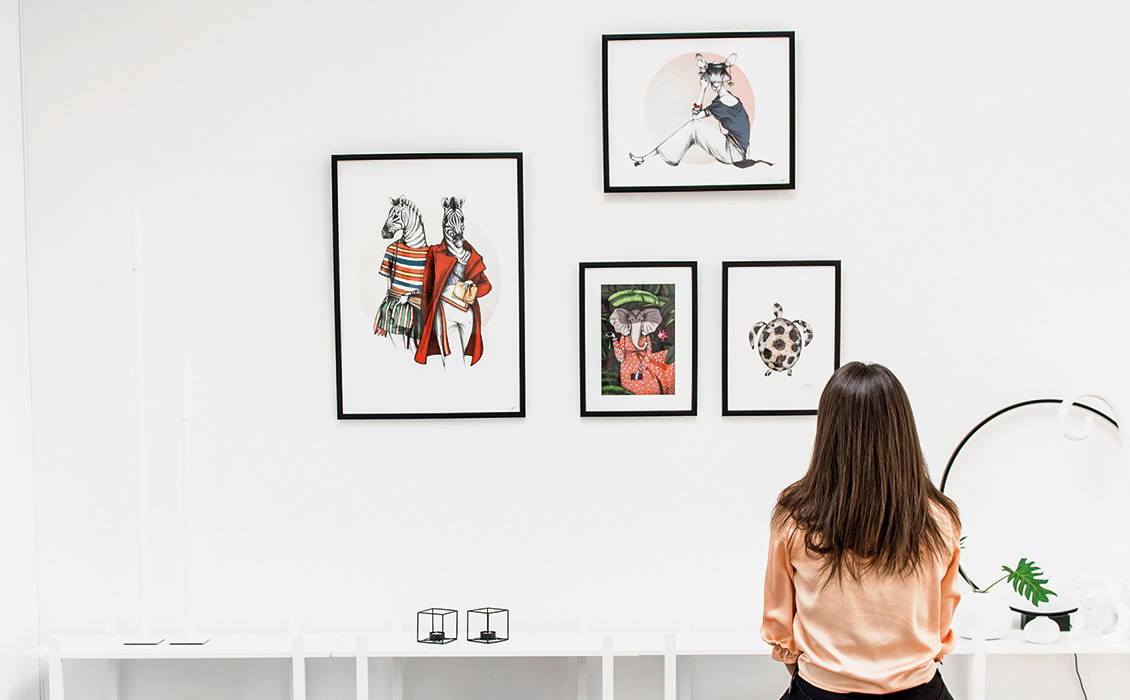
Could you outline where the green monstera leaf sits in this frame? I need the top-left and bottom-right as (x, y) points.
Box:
(1001, 558), (1057, 607)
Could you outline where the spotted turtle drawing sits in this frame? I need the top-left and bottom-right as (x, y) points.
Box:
(749, 303), (814, 376)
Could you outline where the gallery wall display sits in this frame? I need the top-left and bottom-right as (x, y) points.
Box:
(579, 261), (697, 417)
(332, 153), (525, 419)
(603, 31), (795, 193)
(722, 261), (840, 416)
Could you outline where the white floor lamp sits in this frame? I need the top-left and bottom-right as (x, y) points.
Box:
(125, 209), (163, 646)
(169, 355), (209, 645)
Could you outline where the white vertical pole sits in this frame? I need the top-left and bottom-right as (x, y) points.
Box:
(131, 209), (150, 637)
(601, 635), (614, 700)
(181, 355), (194, 635)
(290, 634), (306, 700)
(355, 634), (369, 700)
(663, 634), (676, 700)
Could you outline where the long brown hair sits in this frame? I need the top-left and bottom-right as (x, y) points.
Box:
(773, 362), (959, 582)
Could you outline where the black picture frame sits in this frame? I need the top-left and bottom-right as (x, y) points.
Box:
(721, 260), (840, 416)
(331, 152), (526, 420)
(602, 31), (796, 193)
(578, 261), (698, 417)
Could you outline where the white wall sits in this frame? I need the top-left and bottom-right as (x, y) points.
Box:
(15, 0), (1130, 698)
(1, 0), (40, 698)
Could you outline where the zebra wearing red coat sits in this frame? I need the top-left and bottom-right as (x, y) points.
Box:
(414, 197), (492, 366)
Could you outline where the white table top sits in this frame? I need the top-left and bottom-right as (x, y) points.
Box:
(331, 632), (606, 658)
(954, 631), (1130, 655)
(27, 630), (1130, 661)
(330, 631), (796, 658)
(606, 630), (1130, 657)
(27, 633), (343, 660)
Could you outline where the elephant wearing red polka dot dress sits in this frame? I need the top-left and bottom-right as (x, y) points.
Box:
(609, 307), (676, 395)
(612, 334), (676, 395)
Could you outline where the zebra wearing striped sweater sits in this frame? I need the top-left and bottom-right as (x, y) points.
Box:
(374, 196), (428, 348)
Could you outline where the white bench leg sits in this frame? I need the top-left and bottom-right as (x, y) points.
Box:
(969, 652), (986, 700)
(291, 634), (306, 700)
(576, 657), (589, 700)
(106, 659), (119, 700)
(678, 656), (692, 700)
(601, 635), (614, 700)
(355, 635), (369, 700)
(664, 634), (676, 700)
(966, 632), (987, 700)
(391, 658), (403, 700)
(47, 637), (64, 700)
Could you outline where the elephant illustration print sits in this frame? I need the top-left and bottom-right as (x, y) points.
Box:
(601, 284), (676, 395)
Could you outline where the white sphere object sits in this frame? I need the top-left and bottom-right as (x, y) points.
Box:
(1023, 616), (1060, 644)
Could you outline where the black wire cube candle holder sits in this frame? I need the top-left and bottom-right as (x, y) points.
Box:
(467, 607), (509, 644)
(417, 608), (458, 644)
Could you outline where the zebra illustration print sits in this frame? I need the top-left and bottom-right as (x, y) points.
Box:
(331, 152), (525, 419)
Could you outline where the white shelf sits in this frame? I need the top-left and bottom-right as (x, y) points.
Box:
(34, 629), (1130, 661)
(584, 631), (773, 656)
(954, 630), (1130, 656)
(30, 629), (1130, 700)
(609, 629), (1130, 658)
(27, 633), (342, 660)
(332, 632), (605, 658)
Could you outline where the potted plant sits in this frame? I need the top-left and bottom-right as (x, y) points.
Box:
(955, 537), (1057, 640)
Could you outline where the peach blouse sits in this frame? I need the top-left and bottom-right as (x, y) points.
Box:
(760, 511), (962, 694)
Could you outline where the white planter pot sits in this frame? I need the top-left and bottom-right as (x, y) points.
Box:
(955, 588), (1014, 640)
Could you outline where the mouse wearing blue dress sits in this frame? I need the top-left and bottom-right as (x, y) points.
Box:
(630, 53), (773, 170)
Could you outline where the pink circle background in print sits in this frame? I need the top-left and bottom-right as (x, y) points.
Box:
(643, 52), (756, 165)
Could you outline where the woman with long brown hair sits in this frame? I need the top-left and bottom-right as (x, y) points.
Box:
(762, 362), (962, 699)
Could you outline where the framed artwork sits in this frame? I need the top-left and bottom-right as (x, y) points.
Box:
(722, 261), (840, 416)
(331, 153), (525, 419)
(579, 261), (697, 417)
(602, 31), (795, 193)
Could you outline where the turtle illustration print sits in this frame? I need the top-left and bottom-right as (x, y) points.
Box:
(749, 303), (814, 376)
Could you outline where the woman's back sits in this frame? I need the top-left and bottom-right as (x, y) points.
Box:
(761, 362), (961, 697)
(763, 508), (961, 693)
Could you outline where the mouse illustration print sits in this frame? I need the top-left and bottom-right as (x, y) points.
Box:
(603, 32), (795, 192)
(629, 53), (772, 170)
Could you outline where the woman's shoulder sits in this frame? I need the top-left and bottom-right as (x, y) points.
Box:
(769, 510), (803, 547)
